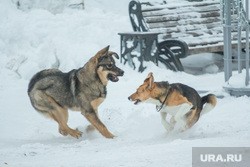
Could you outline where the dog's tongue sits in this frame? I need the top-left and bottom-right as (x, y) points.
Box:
(134, 100), (140, 105)
(113, 75), (119, 82)
(108, 73), (119, 82)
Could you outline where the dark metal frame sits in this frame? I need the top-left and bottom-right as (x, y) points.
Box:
(158, 40), (188, 71)
(222, 0), (250, 96)
(118, 32), (159, 72)
(129, 0), (149, 32)
(128, 0), (189, 71)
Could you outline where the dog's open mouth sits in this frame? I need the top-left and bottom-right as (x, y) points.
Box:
(107, 73), (119, 82)
(134, 99), (141, 105)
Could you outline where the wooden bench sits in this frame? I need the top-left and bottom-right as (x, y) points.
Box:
(128, 0), (248, 70)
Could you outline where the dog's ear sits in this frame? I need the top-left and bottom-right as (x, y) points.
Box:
(94, 45), (110, 59)
(108, 51), (119, 59)
(144, 72), (154, 89)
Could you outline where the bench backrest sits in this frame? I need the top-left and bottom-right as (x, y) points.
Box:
(129, 0), (230, 54)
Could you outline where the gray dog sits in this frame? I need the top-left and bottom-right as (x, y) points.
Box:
(28, 46), (124, 139)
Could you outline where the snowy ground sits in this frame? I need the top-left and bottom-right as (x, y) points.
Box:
(0, 0), (250, 167)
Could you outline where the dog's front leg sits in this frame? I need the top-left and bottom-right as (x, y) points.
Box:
(174, 103), (193, 131)
(160, 112), (173, 132)
(170, 116), (176, 126)
(82, 110), (115, 139)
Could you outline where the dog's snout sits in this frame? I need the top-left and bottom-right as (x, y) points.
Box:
(120, 70), (124, 76)
(116, 67), (124, 76)
(128, 96), (131, 101)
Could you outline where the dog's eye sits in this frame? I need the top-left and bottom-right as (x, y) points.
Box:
(106, 64), (113, 69)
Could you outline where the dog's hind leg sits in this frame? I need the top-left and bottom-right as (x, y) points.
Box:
(46, 97), (82, 139)
(49, 108), (82, 139)
(31, 90), (82, 138)
(185, 108), (199, 129)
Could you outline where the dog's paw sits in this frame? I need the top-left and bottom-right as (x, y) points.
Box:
(170, 117), (176, 125)
(69, 128), (83, 139)
(105, 133), (116, 139)
(59, 128), (68, 136)
(86, 125), (96, 132)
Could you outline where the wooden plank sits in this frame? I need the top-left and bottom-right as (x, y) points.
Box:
(144, 11), (220, 23)
(188, 42), (247, 55)
(141, 1), (220, 12)
(146, 17), (221, 29)
(188, 44), (224, 54)
(149, 22), (222, 35)
(142, 4), (220, 17)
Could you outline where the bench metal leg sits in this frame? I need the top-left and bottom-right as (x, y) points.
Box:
(157, 40), (189, 71)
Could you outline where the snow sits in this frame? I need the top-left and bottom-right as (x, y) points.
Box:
(0, 0), (250, 167)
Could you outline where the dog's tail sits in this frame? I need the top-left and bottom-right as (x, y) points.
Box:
(200, 94), (217, 115)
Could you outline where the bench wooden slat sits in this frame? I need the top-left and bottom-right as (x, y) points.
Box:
(144, 11), (220, 23)
(143, 5), (220, 14)
(142, 1), (220, 12)
(146, 17), (221, 29)
(149, 22), (221, 34)
(189, 41), (247, 54)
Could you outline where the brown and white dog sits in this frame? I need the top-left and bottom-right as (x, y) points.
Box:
(128, 72), (217, 132)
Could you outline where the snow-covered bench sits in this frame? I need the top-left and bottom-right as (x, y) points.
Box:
(129, 0), (246, 57)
